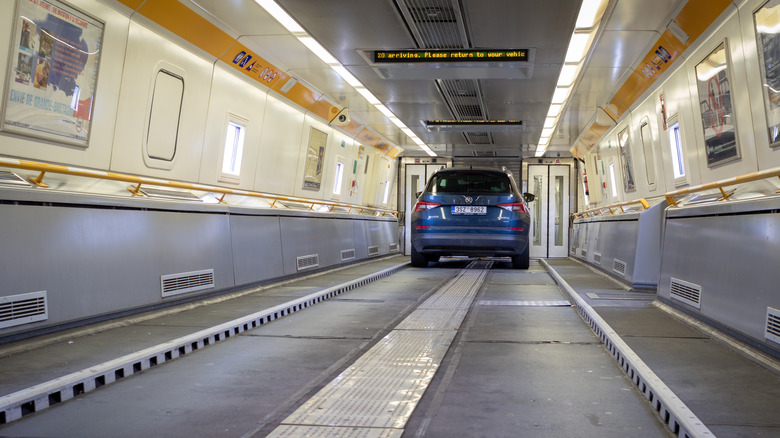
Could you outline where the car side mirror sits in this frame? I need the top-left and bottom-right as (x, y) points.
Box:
(523, 192), (535, 203)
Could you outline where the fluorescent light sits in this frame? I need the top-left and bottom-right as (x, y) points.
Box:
(541, 127), (554, 138)
(551, 87), (570, 104)
(375, 104), (395, 119)
(535, 145), (546, 157)
(401, 127), (416, 138)
(547, 104), (562, 118)
(356, 87), (381, 105)
(544, 117), (556, 128)
(389, 116), (406, 128)
(254, 0), (304, 34)
(575, 0), (607, 29)
(557, 64), (580, 87)
(565, 32), (591, 63)
(298, 37), (338, 64)
(331, 65), (361, 87)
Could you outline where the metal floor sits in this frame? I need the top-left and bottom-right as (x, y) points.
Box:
(0, 256), (778, 437)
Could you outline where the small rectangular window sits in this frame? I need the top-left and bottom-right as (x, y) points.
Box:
(221, 121), (245, 177)
(333, 161), (344, 195)
(668, 121), (685, 180)
(609, 162), (618, 197)
(382, 179), (390, 204)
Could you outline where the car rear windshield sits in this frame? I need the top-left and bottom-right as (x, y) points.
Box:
(428, 172), (513, 194)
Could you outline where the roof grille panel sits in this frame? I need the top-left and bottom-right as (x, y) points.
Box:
(396, 0), (468, 49)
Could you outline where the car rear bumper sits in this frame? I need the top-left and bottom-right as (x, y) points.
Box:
(411, 231), (528, 257)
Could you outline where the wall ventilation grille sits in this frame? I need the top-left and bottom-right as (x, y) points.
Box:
(389, 243), (399, 253)
(766, 307), (780, 344)
(594, 252), (602, 265)
(0, 291), (48, 330)
(368, 245), (380, 256)
(160, 269), (214, 297)
(670, 278), (702, 309)
(613, 259), (627, 276)
(296, 254), (319, 271)
(581, 249), (587, 258)
(340, 249), (356, 262)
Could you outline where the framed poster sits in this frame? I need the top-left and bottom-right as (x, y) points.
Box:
(754, 0), (780, 146)
(695, 41), (739, 167)
(2, 0), (104, 146)
(303, 127), (327, 190)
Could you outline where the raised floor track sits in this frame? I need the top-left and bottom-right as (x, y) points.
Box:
(0, 257), (778, 437)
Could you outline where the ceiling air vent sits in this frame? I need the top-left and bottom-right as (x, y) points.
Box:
(161, 269), (214, 297)
(0, 170), (31, 187)
(297, 254), (319, 271)
(613, 259), (627, 276)
(389, 243), (399, 253)
(594, 252), (602, 265)
(341, 249), (356, 262)
(0, 291), (48, 329)
(368, 245), (380, 257)
(766, 307), (780, 344)
(669, 278), (702, 309)
(472, 150), (496, 157)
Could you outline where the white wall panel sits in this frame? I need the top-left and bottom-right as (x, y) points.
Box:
(199, 66), (267, 189)
(110, 21), (210, 180)
(254, 94), (304, 195)
(0, 0), (127, 170)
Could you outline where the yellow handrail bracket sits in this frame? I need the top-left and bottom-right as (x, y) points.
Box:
(28, 171), (48, 188)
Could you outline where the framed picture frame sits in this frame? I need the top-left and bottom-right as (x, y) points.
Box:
(1, 0), (104, 147)
(303, 127), (328, 191)
(754, 0), (780, 147)
(694, 40), (740, 167)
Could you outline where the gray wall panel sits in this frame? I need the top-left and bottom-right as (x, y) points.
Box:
(279, 216), (358, 274)
(659, 210), (780, 349)
(229, 215), (284, 285)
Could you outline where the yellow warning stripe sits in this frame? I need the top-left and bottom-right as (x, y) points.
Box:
(115, 0), (397, 154)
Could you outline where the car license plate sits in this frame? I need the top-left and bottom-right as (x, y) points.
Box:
(452, 206), (487, 215)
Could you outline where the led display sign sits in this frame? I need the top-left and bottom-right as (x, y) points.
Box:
(425, 120), (523, 126)
(373, 49), (528, 63)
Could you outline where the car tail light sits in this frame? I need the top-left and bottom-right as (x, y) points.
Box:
(414, 200), (441, 211)
(497, 202), (527, 213)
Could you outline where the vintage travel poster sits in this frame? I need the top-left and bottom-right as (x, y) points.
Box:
(3, 0), (104, 146)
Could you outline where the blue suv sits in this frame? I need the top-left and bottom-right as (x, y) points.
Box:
(410, 168), (533, 269)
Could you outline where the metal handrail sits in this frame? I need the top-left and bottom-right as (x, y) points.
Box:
(572, 198), (650, 219)
(0, 156), (397, 217)
(665, 167), (780, 207)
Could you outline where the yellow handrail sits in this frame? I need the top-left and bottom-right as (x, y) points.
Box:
(664, 167), (780, 207)
(572, 198), (650, 220)
(0, 156), (398, 217)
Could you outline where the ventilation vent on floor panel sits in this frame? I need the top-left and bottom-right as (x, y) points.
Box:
(613, 259), (627, 276)
(766, 307), (780, 344)
(669, 278), (702, 309)
(581, 249), (587, 258)
(0, 291), (48, 329)
(161, 269), (214, 297)
(340, 249), (356, 262)
(389, 243), (399, 253)
(594, 252), (602, 265)
(368, 245), (380, 256)
(296, 254), (319, 271)
(0, 170), (31, 187)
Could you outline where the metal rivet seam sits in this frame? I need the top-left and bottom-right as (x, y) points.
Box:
(0, 262), (408, 425)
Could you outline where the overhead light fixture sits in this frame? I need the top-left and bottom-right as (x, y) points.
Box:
(331, 65), (361, 87)
(551, 87), (570, 104)
(544, 117), (556, 128)
(575, 0), (608, 29)
(547, 104), (562, 118)
(298, 36), (339, 64)
(565, 32), (591, 63)
(356, 87), (381, 105)
(254, 0), (305, 34)
(557, 64), (580, 87)
(389, 116), (406, 128)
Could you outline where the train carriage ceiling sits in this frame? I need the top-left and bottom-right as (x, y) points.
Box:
(182, 0), (708, 158)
